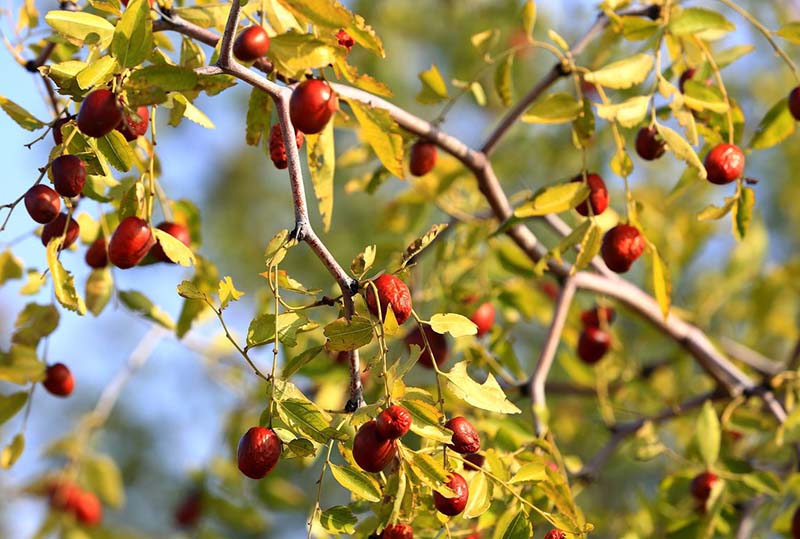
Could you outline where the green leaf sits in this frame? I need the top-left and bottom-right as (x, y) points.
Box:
(0, 346), (45, 385)
(12, 303), (59, 347)
(572, 222), (602, 273)
(620, 15), (659, 41)
(0, 392), (27, 425)
(594, 95), (649, 128)
(166, 93), (215, 128)
(714, 45), (755, 68)
(96, 130), (134, 172)
(401, 223), (448, 267)
(318, 505), (357, 535)
(75, 55), (118, 90)
(348, 100), (405, 178)
(669, 7), (735, 37)
(522, 92), (581, 124)
(46, 240), (87, 315)
(697, 196), (736, 221)
(441, 361), (521, 414)
(696, 400), (721, 468)
(405, 450), (452, 494)
(610, 147), (633, 178)
(494, 54), (514, 107)
(268, 33), (342, 79)
(683, 81), (729, 113)
(111, 0), (153, 67)
(750, 98), (795, 150)
(776, 22), (800, 45)
(45, 10), (115, 47)
(277, 398), (335, 444)
(125, 65), (198, 106)
(306, 120), (336, 232)
(323, 315), (373, 351)
(86, 268), (113, 316)
(282, 345), (324, 378)
(153, 228), (195, 267)
(463, 470), (491, 518)
(429, 314), (477, 337)
(521, 0), (536, 38)
(176, 280), (207, 300)
(247, 312), (308, 348)
(733, 186), (755, 241)
(583, 53), (653, 89)
(650, 247), (671, 319)
(118, 290), (174, 329)
(0, 433), (25, 469)
(82, 455), (125, 508)
(399, 398), (451, 443)
(510, 462), (546, 483)
(245, 87), (271, 146)
(495, 508), (532, 539)
(217, 276), (243, 311)
(655, 124), (706, 180)
(329, 463), (382, 502)
(0, 96), (46, 131)
(350, 245), (376, 278)
(416, 64), (449, 104)
(514, 181), (589, 217)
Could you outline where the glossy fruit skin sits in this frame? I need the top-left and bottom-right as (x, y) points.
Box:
(289, 79), (338, 134)
(381, 523), (413, 539)
(233, 25), (270, 62)
(365, 274), (412, 324)
(444, 416), (481, 454)
(269, 123), (305, 169)
(704, 143), (745, 185)
(353, 420), (396, 473)
(791, 506), (800, 539)
(51, 155), (86, 198)
(24, 185), (61, 224)
(376, 405), (412, 440)
(433, 472), (469, 516)
(85, 237), (108, 268)
(237, 426), (282, 479)
(577, 327), (611, 364)
(149, 221), (191, 263)
(337, 29), (355, 51)
(41, 214), (80, 250)
(690, 471), (718, 502)
(108, 216), (155, 269)
(77, 89), (122, 138)
(470, 302), (495, 337)
(544, 531), (567, 539)
(789, 87), (800, 121)
(601, 224), (645, 273)
(406, 325), (449, 368)
(635, 126), (666, 161)
(581, 306), (616, 328)
(52, 117), (70, 145)
(43, 363), (74, 397)
(174, 489), (202, 528)
(116, 106), (149, 141)
(464, 452), (485, 470)
(571, 173), (609, 217)
(409, 141), (437, 176)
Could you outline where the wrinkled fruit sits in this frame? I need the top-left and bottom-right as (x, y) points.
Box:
(85, 237), (108, 269)
(433, 472), (469, 516)
(24, 184), (60, 224)
(470, 302), (495, 337)
(108, 216), (155, 269)
(580, 306), (616, 328)
(233, 25), (270, 63)
(353, 420), (396, 473)
(444, 416), (481, 454)
(601, 224), (645, 273)
(149, 221), (191, 263)
(289, 79), (338, 134)
(544, 531), (567, 539)
(116, 106), (149, 141)
(51, 155), (86, 198)
(464, 453), (485, 470)
(577, 327), (611, 364)
(365, 273), (412, 324)
(77, 89), (122, 138)
(41, 214), (80, 250)
(635, 126), (666, 161)
(237, 426), (282, 479)
(43, 363), (74, 397)
(337, 29), (355, 52)
(690, 471), (718, 502)
(376, 405), (412, 440)
(381, 523), (413, 539)
(571, 173), (608, 217)
(406, 325), (449, 369)
(269, 123), (304, 169)
(409, 141), (437, 177)
(704, 143), (745, 185)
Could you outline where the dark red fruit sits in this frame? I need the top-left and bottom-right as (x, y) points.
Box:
(269, 123), (304, 169)
(577, 327), (611, 364)
(174, 489), (202, 528)
(52, 117), (70, 145)
(116, 106), (149, 141)
(376, 405), (412, 440)
(792, 506), (800, 539)
(121, 0), (154, 7)
(289, 79), (338, 135)
(77, 89), (122, 138)
(433, 472), (469, 516)
(352, 420), (396, 473)
(544, 531), (567, 539)
(601, 224), (645, 273)
(704, 143), (745, 185)
(24, 185), (61, 224)
(237, 426), (282, 479)
(41, 214), (80, 250)
(409, 141), (437, 177)
(464, 453), (485, 470)
(233, 25), (270, 63)
(678, 68), (697, 93)
(470, 302), (495, 337)
(571, 173), (608, 217)
(580, 306), (616, 328)
(444, 416), (480, 454)
(337, 29), (355, 52)
(635, 126), (666, 161)
(51, 155), (86, 198)
(149, 221), (191, 263)
(789, 87), (800, 121)
(108, 216), (155, 269)
(43, 363), (74, 397)
(690, 471), (718, 502)
(85, 237), (108, 268)
(381, 524), (413, 539)
(365, 274), (412, 324)
(405, 325), (448, 369)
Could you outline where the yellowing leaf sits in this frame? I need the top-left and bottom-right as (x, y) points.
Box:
(514, 182), (589, 217)
(429, 314), (477, 337)
(0, 434), (24, 469)
(217, 276), (244, 311)
(669, 7), (734, 37)
(655, 124), (706, 179)
(594, 96), (649, 128)
(494, 54), (514, 107)
(776, 22), (800, 45)
(349, 100), (404, 178)
(306, 120), (336, 232)
(417, 64), (448, 104)
(463, 471), (491, 518)
(46, 240), (86, 315)
(522, 92), (581, 124)
(0, 96), (45, 131)
(584, 53), (653, 89)
(329, 463), (382, 502)
(0, 249), (23, 286)
(650, 247), (671, 319)
(750, 98), (795, 150)
(269, 33), (343, 79)
(521, 0), (536, 38)
(350, 245), (376, 278)
(441, 361), (521, 414)
(733, 186), (755, 241)
(401, 223), (448, 267)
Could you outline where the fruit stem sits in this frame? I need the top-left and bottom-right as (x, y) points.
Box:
(205, 297), (271, 383)
(694, 37), (735, 145)
(307, 436), (337, 538)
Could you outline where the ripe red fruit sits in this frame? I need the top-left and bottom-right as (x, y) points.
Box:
(233, 25), (270, 63)
(464, 453), (485, 470)
(24, 184), (61, 224)
(41, 214), (80, 250)
(465, 534), (480, 539)
(365, 274), (412, 324)
(408, 141), (437, 176)
(789, 87), (800, 121)
(74, 490), (102, 526)
(116, 106), (149, 141)
(544, 531), (567, 539)
(108, 216), (155, 269)
(289, 79), (338, 134)
(174, 489), (202, 528)
(149, 221), (191, 263)
(381, 523), (413, 539)
(43, 363), (74, 397)
(580, 306), (616, 328)
(433, 472), (469, 516)
(704, 143), (745, 185)
(690, 471), (718, 502)
(52, 117), (70, 145)
(51, 155), (86, 198)
(635, 126), (666, 161)
(49, 482), (82, 512)
(470, 302), (495, 337)
(85, 237), (108, 268)
(678, 68), (697, 93)
(77, 89), (123, 138)
(269, 123), (304, 169)
(405, 325), (449, 369)
(444, 416), (481, 454)
(121, 0), (154, 7)
(601, 224), (645, 273)
(792, 506), (800, 539)
(571, 173), (608, 217)
(237, 426), (282, 479)
(49, 483), (102, 526)
(337, 29), (355, 52)
(577, 327), (611, 364)
(376, 405), (412, 440)
(353, 420), (396, 473)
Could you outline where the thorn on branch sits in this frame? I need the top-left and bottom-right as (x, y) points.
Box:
(349, 279), (360, 296)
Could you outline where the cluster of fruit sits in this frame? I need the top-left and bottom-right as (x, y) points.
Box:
(47, 481), (102, 527)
